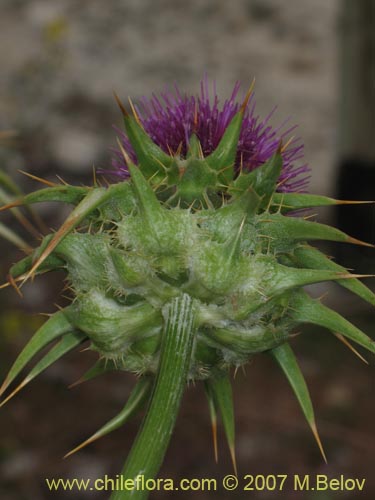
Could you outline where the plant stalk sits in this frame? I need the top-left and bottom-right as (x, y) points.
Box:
(111, 293), (197, 500)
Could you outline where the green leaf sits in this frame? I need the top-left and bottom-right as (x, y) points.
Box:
(177, 158), (218, 206)
(3, 185), (89, 207)
(205, 111), (244, 184)
(187, 133), (202, 159)
(292, 245), (375, 306)
(268, 261), (366, 295)
(128, 163), (166, 221)
(206, 324), (289, 354)
(229, 152), (282, 204)
(20, 187), (112, 283)
(291, 291), (375, 354)
(54, 233), (111, 291)
(207, 371), (237, 474)
(69, 358), (118, 388)
(271, 193), (343, 211)
(65, 376), (153, 457)
(98, 181), (137, 219)
(217, 186), (261, 221)
(271, 193), (374, 212)
(0, 331), (86, 408)
(203, 381), (218, 462)
(270, 343), (326, 462)
(0, 309), (73, 397)
(9, 249), (65, 281)
(259, 213), (373, 246)
(249, 152), (283, 201)
(116, 96), (176, 180)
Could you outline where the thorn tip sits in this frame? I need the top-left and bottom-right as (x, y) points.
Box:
(240, 79), (255, 113)
(113, 91), (128, 117)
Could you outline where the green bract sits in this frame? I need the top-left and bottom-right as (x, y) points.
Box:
(1, 94), (374, 499)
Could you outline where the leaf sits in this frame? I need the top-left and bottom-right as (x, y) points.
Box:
(270, 193), (374, 212)
(0, 186), (89, 211)
(269, 261), (368, 295)
(114, 92), (175, 180)
(207, 371), (237, 475)
(69, 357), (118, 388)
(0, 309), (73, 397)
(204, 381), (218, 462)
(0, 331), (86, 408)
(9, 252), (65, 282)
(186, 133), (203, 160)
(230, 152), (282, 204)
(292, 245), (375, 306)
(259, 213), (374, 247)
(205, 111), (243, 184)
(270, 342), (326, 462)
(65, 376), (153, 457)
(207, 324), (289, 354)
(204, 85), (253, 185)
(19, 187), (112, 284)
(291, 291), (375, 354)
(127, 163), (164, 222)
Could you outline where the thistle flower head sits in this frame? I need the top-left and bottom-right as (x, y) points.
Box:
(0, 79), (374, 484)
(111, 78), (310, 193)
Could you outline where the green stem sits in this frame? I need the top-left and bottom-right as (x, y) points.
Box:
(111, 293), (197, 500)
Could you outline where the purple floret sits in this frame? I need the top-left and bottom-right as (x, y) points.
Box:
(111, 79), (310, 193)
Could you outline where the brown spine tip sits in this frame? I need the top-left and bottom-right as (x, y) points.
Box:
(116, 138), (133, 166)
(0, 379), (28, 409)
(211, 419), (218, 463)
(0, 200), (22, 212)
(7, 273), (23, 298)
(193, 101), (199, 131)
(230, 444), (238, 477)
(175, 141), (183, 158)
(64, 433), (99, 459)
(68, 378), (85, 389)
(311, 422), (327, 464)
(128, 97), (144, 128)
(334, 333), (369, 364)
(335, 199), (375, 205)
(113, 91), (129, 117)
(347, 236), (375, 248)
(18, 170), (57, 187)
(280, 136), (294, 153)
(0, 376), (11, 398)
(337, 273), (375, 279)
(55, 174), (69, 186)
(240, 79), (255, 113)
(20, 214), (80, 286)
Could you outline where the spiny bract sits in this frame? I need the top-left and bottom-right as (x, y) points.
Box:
(1, 82), (374, 467)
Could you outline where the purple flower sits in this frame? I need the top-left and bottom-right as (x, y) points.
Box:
(111, 79), (310, 193)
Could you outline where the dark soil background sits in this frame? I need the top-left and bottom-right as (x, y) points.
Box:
(0, 1), (374, 499)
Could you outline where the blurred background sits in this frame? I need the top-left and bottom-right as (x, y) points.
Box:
(0, 0), (374, 498)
